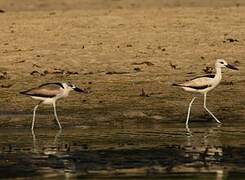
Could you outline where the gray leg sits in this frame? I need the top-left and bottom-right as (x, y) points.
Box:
(186, 97), (196, 128)
(32, 103), (40, 130)
(203, 93), (221, 124)
(53, 102), (62, 129)
(31, 129), (37, 152)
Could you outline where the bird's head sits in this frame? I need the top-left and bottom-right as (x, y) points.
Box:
(64, 83), (87, 93)
(216, 59), (238, 70)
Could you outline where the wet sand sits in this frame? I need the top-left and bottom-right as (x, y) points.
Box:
(0, 0), (244, 178)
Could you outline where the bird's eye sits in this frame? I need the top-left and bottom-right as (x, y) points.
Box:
(220, 62), (224, 64)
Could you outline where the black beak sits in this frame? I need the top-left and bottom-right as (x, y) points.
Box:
(73, 87), (86, 93)
(226, 64), (239, 70)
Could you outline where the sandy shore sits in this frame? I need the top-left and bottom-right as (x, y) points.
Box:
(0, 0), (244, 127)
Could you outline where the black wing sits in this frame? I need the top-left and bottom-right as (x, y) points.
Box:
(185, 85), (211, 90)
(38, 82), (64, 89)
(190, 74), (215, 81)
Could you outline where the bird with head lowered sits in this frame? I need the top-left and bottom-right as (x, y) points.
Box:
(20, 82), (86, 130)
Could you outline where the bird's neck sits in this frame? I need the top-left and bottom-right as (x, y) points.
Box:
(62, 88), (71, 97)
(215, 67), (222, 81)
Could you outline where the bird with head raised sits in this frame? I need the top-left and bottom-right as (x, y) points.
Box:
(20, 82), (86, 130)
(173, 59), (238, 129)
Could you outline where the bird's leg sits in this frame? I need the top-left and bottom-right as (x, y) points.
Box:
(186, 97), (196, 128)
(53, 102), (62, 129)
(203, 93), (221, 124)
(32, 102), (41, 130)
(31, 129), (37, 152)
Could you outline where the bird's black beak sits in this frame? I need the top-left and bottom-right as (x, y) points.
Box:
(226, 64), (239, 70)
(73, 87), (87, 93)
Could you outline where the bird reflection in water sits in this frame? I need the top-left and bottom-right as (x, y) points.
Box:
(31, 129), (62, 154)
(185, 124), (224, 180)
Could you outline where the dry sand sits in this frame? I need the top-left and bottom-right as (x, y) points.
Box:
(0, 0), (244, 127)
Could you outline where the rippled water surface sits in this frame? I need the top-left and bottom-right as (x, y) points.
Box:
(1, 116), (245, 179)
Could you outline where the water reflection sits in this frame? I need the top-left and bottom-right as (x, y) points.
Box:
(31, 129), (62, 154)
(184, 125), (224, 180)
(0, 121), (244, 178)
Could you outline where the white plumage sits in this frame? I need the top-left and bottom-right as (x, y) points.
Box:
(21, 82), (85, 130)
(173, 59), (238, 128)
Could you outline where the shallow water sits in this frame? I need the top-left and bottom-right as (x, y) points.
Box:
(1, 116), (245, 179)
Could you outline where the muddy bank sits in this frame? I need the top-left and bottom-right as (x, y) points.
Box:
(0, 5), (244, 127)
